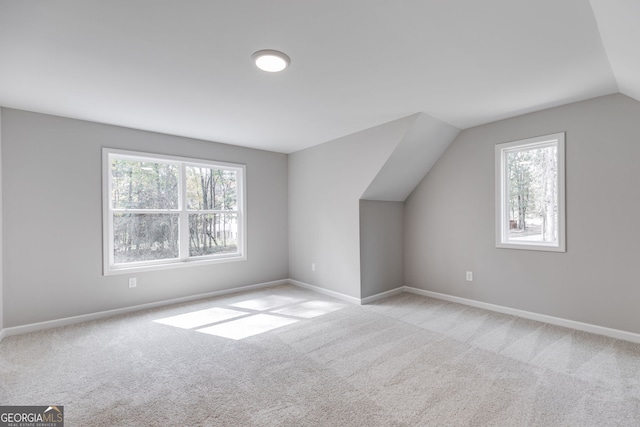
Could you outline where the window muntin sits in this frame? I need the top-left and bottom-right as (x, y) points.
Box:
(103, 149), (246, 274)
(495, 133), (565, 252)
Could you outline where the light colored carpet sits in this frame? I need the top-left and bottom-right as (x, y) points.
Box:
(1, 284), (639, 426)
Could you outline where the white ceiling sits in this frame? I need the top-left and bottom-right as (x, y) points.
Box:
(0, 1), (637, 153)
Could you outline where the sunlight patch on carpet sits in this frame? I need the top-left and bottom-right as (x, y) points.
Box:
(229, 295), (304, 311)
(196, 314), (299, 340)
(153, 295), (346, 340)
(153, 307), (246, 329)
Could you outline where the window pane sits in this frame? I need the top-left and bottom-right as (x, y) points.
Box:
(506, 145), (558, 243)
(113, 213), (179, 263)
(189, 213), (238, 256)
(111, 159), (179, 209)
(186, 167), (237, 210)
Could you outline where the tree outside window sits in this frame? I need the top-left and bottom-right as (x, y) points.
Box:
(496, 133), (565, 252)
(103, 149), (245, 274)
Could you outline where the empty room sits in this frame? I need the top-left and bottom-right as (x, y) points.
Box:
(1, 1), (639, 426)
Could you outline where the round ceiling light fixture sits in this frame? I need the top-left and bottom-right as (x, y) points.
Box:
(252, 49), (291, 72)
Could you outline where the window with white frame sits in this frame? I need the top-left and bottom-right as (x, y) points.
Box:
(103, 148), (246, 274)
(495, 132), (565, 252)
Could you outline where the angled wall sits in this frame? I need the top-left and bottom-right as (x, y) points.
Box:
(290, 112), (460, 300)
(359, 113), (459, 298)
(289, 116), (415, 298)
(405, 93), (640, 334)
(362, 112), (460, 201)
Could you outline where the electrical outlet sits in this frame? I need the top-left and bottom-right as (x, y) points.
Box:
(311, 263), (316, 272)
(128, 277), (137, 288)
(465, 271), (473, 282)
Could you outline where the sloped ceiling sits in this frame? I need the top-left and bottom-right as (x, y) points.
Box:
(590, 0), (640, 102)
(0, 1), (635, 153)
(362, 113), (460, 202)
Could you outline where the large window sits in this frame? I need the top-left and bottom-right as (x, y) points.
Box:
(103, 148), (246, 274)
(495, 132), (565, 252)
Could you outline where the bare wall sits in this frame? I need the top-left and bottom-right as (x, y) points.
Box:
(360, 200), (404, 298)
(2, 108), (288, 327)
(405, 93), (640, 334)
(288, 117), (414, 298)
(0, 108), (3, 330)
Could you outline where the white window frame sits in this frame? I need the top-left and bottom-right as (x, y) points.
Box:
(102, 148), (247, 275)
(495, 132), (566, 252)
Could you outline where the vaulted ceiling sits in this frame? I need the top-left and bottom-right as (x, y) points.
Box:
(0, 1), (637, 153)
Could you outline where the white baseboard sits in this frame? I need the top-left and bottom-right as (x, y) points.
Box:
(360, 286), (404, 304)
(287, 280), (404, 305)
(4, 279), (637, 346)
(404, 286), (640, 344)
(0, 279), (288, 340)
(287, 279), (362, 305)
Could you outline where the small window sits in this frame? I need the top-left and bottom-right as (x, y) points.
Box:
(495, 132), (565, 252)
(103, 148), (246, 274)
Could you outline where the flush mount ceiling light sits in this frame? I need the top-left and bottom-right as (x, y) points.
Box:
(252, 49), (291, 72)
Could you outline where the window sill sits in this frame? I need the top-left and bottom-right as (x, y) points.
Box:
(104, 254), (247, 276)
(496, 242), (565, 252)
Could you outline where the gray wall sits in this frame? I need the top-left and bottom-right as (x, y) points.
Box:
(0, 108), (3, 330)
(405, 93), (640, 334)
(2, 108), (288, 328)
(360, 200), (404, 298)
(289, 117), (414, 298)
